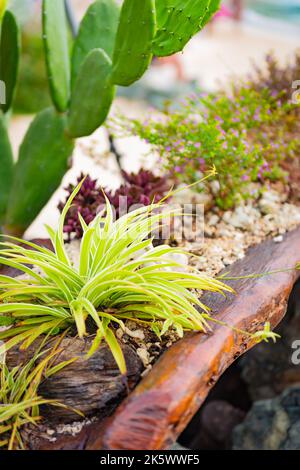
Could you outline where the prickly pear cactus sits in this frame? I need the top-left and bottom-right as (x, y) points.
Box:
(0, 113), (14, 226)
(5, 108), (74, 235)
(0, 10), (20, 113)
(68, 49), (115, 138)
(42, 0), (70, 112)
(0, 0), (219, 236)
(72, 0), (120, 85)
(153, 0), (220, 57)
(112, 0), (156, 86)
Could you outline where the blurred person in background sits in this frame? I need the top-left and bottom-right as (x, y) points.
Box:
(231, 0), (244, 20)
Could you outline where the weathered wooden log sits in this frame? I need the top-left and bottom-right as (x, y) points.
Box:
(7, 337), (143, 423)
(35, 226), (300, 450)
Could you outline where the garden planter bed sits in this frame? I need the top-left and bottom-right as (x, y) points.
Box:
(4, 224), (297, 450)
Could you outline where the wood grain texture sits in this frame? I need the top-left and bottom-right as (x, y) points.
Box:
(7, 337), (143, 423)
(15, 229), (300, 450)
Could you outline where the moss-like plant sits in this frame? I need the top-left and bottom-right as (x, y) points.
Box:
(0, 179), (233, 374)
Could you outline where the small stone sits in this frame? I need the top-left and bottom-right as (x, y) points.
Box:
(136, 347), (150, 367)
(207, 214), (220, 226)
(210, 180), (220, 195)
(274, 235), (283, 243)
(123, 327), (145, 341)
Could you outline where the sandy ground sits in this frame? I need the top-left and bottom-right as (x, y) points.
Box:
(9, 17), (300, 239)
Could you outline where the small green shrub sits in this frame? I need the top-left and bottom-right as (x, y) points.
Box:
(123, 72), (299, 209)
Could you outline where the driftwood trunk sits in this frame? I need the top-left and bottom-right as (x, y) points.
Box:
(7, 338), (143, 423)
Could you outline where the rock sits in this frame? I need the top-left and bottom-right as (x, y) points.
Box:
(207, 214), (220, 226)
(169, 442), (189, 450)
(223, 205), (260, 231)
(233, 386), (300, 450)
(172, 186), (213, 210)
(240, 279), (300, 401)
(210, 181), (221, 196)
(190, 400), (245, 450)
(136, 347), (151, 368)
(259, 190), (282, 215)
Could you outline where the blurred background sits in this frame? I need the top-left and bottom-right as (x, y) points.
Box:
(7, 0), (300, 237)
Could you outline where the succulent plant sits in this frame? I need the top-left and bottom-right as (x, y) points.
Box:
(59, 170), (170, 240)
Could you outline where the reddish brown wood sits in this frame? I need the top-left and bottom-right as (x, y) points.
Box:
(35, 226), (300, 450)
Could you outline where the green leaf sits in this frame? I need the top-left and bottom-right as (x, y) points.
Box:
(5, 108), (74, 235)
(0, 113), (14, 224)
(0, 10), (20, 112)
(104, 327), (127, 375)
(0, 316), (14, 326)
(71, 0), (120, 85)
(42, 0), (70, 112)
(68, 48), (115, 138)
(70, 300), (87, 338)
(112, 0), (156, 86)
(86, 327), (104, 359)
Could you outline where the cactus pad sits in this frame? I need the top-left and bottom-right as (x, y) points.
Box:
(112, 0), (156, 86)
(0, 10), (20, 113)
(0, 0), (7, 20)
(201, 0), (221, 27)
(0, 112), (14, 224)
(5, 108), (74, 234)
(42, 0), (70, 112)
(72, 0), (120, 85)
(68, 48), (115, 138)
(153, 0), (220, 57)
